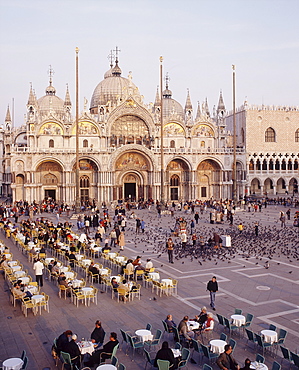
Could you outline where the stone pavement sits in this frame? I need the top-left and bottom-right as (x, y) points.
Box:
(0, 204), (298, 369)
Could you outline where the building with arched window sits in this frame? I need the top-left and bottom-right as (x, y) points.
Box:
(2, 54), (298, 203)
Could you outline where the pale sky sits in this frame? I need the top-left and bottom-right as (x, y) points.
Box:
(1, 0), (298, 126)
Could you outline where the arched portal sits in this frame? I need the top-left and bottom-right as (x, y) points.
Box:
(277, 178), (286, 193)
(15, 174), (25, 200)
(114, 151), (151, 201)
(289, 178), (298, 194)
(264, 178), (274, 194)
(72, 159), (99, 204)
(166, 159), (190, 201)
(250, 178), (261, 195)
(36, 161), (63, 200)
(197, 159), (221, 199)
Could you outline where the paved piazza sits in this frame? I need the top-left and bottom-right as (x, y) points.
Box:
(0, 203), (298, 369)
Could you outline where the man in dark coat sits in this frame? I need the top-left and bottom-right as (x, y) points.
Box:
(154, 341), (178, 369)
(64, 334), (81, 367)
(85, 332), (119, 366)
(216, 344), (240, 370)
(91, 320), (105, 349)
(207, 276), (218, 311)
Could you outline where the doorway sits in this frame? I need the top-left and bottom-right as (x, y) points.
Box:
(45, 189), (56, 200)
(124, 183), (136, 200)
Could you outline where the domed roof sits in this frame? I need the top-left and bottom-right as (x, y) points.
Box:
(90, 61), (139, 109)
(37, 94), (65, 115)
(162, 97), (184, 119)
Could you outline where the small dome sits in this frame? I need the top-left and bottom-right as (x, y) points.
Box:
(37, 94), (65, 115)
(45, 84), (56, 95)
(163, 88), (172, 98)
(104, 68), (113, 79)
(162, 97), (184, 119)
(112, 61), (122, 76)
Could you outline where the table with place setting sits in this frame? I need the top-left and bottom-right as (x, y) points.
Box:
(231, 314), (246, 327)
(58, 266), (69, 273)
(78, 340), (95, 355)
(99, 268), (109, 276)
(14, 270), (26, 278)
(8, 261), (18, 267)
(171, 348), (182, 358)
(260, 329), (277, 344)
(71, 279), (84, 288)
(135, 329), (153, 342)
(64, 271), (75, 279)
(187, 320), (200, 331)
(26, 285), (38, 294)
(149, 272), (160, 281)
(19, 276), (30, 284)
(81, 259), (92, 267)
(11, 265), (22, 272)
(250, 361), (269, 370)
(209, 339), (227, 354)
(2, 357), (24, 370)
(110, 275), (122, 282)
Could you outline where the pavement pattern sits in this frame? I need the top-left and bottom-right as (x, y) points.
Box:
(0, 203), (298, 369)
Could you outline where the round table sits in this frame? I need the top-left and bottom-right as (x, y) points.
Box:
(58, 266), (69, 273)
(110, 275), (122, 282)
(135, 329), (153, 342)
(250, 361), (269, 370)
(210, 339), (227, 354)
(31, 294), (44, 304)
(115, 256), (125, 262)
(26, 285), (38, 294)
(96, 364), (117, 370)
(82, 259), (92, 266)
(64, 271), (75, 279)
(11, 265), (22, 272)
(78, 340), (95, 355)
(187, 320), (200, 331)
(4, 253), (12, 260)
(82, 287), (93, 295)
(99, 268), (109, 275)
(172, 348), (181, 358)
(8, 261), (18, 267)
(19, 276), (30, 284)
(2, 357), (24, 370)
(231, 314), (246, 327)
(14, 270), (26, 278)
(71, 279), (83, 288)
(108, 252), (117, 258)
(75, 254), (84, 261)
(261, 329), (277, 344)
(149, 272), (160, 281)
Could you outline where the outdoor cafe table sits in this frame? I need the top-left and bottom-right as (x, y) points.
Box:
(8, 261), (18, 267)
(161, 278), (173, 287)
(26, 285), (38, 294)
(64, 271), (75, 279)
(2, 357), (23, 370)
(31, 294), (44, 304)
(108, 252), (117, 258)
(115, 256), (125, 263)
(261, 329), (277, 344)
(58, 266), (69, 273)
(187, 321), (200, 331)
(172, 349), (181, 358)
(19, 276), (30, 284)
(75, 254), (84, 261)
(4, 253), (12, 260)
(210, 339), (227, 354)
(78, 340), (94, 355)
(231, 314), (246, 327)
(11, 265), (22, 272)
(149, 272), (160, 281)
(96, 365), (117, 370)
(250, 361), (269, 370)
(135, 329), (153, 342)
(81, 259), (92, 267)
(45, 258), (53, 265)
(81, 287), (93, 295)
(99, 268), (109, 275)
(14, 270), (26, 278)
(110, 275), (122, 282)
(71, 279), (83, 288)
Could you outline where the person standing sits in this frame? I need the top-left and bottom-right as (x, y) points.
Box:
(207, 276), (218, 311)
(181, 231), (187, 249)
(33, 258), (44, 287)
(254, 222), (259, 237)
(166, 237), (174, 264)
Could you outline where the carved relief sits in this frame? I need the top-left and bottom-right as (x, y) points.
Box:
(15, 160), (24, 172)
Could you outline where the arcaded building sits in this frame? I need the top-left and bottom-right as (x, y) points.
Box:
(2, 57), (250, 203)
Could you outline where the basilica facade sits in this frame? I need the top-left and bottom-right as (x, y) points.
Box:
(2, 55), (297, 204)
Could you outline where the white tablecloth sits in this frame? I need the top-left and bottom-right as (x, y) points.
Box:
(96, 365), (117, 370)
(58, 266), (69, 273)
(108, 252), (117, 258)
(250, 361), (269, 370)
(99, 268), (109, 275)
(172, 349), (181, 358)
(135, 329), (153, 342)
(78, 341), (95, 355)
(11, 265), (22, 272)
(64, 271), (75, 279)
(8, 261), (18, 267)
(91, 246), (102, 252)
(149, 272), (160, 281)
(45, 258), (54, 265)
(110, 275), (122, 282)
(82, 287), (93, 295)
(187, 321), (200, 331)
(115, 256), (125, 262)
(231, 314), (246, 327)
(31, 294), (44, 304)
(14, 270), (26, 278)
(71, 279), (83, 288)
(4, 253), (12, 260)
(210, 339), (227, 354)
(75, 254), (84, 261)
(27, 285), (38, 294)
(82, 259), (92, 266)
(3, 357), (24, 370)
(19, 277), (30, 284)
(261, 329), (277, 344)
(161, 278), (173, 287)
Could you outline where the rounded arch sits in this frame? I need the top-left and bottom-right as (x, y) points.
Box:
(114, 150), (152, 172)
(71, 120), (99, 135)
(191, 123), (215, 137)
(197, 159), (222, 199)
(15, 174), (25, 200)
(289, 178), (298, 194)
(39, 121), (64, 135)
(250, 178), (261, 195)
(265, 127), (276, 142)
(264, 177), (274, 194)
(166, 156), (192, 172)
(276, 177), (287, 193)
(163, 122), (186, 136)
(166, 158), (191, 201)
(34, 157), (65, 172)
(295, 128), (299, 142)
(70, 157), (101, 172)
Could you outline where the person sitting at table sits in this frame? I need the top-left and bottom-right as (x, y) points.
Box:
(47, 259), (55, 272)
(178, 316), (194, 343)
(58, 272), (66, 285)
(90, 320), (106, 349)
(154, 341), (178, 369)
(0, 255), (10, 270)
(240, 358), (251, 370)
(84, 332), (119, 366)
(132, 255), (142, 267)
(123, 259), (134, 279)
(165, 314), (176, 333)
(111, 277), (119, 293)
(145, 258), (153, 273)
(59, 276), (72, 297)
(56, 330), (73, 355)
(39, 246), (46, 254)
(64, 334), (81, 367)
(216, 344), (240, 370)
(11, 282), (32, 299)
(202, 312), (214, 332)
(88, 262), (101, 283)
(51, 261), (60, 276)
(118, 279), (130, 301)
(197, 306), (208, 328)
(68, 251), (76, 268)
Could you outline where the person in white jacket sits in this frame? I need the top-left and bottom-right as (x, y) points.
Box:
(33, 258), (44, 287)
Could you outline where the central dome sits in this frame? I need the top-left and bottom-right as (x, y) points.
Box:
(90, 61), (139, 113)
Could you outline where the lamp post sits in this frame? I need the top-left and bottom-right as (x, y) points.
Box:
(75, 47), (81, 213)
(160, 56), (164, 204)
(232, 65), (237, 202)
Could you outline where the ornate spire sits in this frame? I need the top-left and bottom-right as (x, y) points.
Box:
(154, 86), (161, 107)
(27, 83), (36, 105)
(64, 84), (72, 106)
(162, 72), (172, 98)
(5, 105), (11, 122)
(45, 65), (56, 95)
(185, 89), (192, 111)
(196, 101), (201, 120)
(112, 46), (122, 76)
(205, 97), (210, 117)
(217, 90), (226, 114)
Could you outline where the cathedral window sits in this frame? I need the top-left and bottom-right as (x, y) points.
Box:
(170, 175), (180, 187)
(83, 139), (88, 148)
(80, 175), (90, 188)
(265, 127), (276, 142)
(295, 129), (299, 142)
(170, 140), (175, 148)
(200, 141), (205, 148)
(49, 139), (54, 148)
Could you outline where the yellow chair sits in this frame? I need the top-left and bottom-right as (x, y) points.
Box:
(22, 297), (36, 317)
(58, 285), (68, 299)
(117, 288), (128, 303)
(130, 284), (141, 301)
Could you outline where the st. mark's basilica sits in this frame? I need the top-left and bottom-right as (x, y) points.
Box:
(1, 53), (299, 204)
